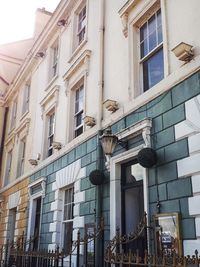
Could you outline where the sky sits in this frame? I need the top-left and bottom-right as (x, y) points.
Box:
(0, 0), (60, 45)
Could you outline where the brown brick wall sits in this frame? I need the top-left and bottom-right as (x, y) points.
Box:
(0, 177), (30, 247)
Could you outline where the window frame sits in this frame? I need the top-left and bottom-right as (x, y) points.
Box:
(74, 83), (84, 138)
(47, 111), (55, 157)
(77, 5), (86, 45)
(17, 137), (26, 177)
(61, 185), (74, 254)
(49, 40), (59, 81)
(7, 208), (17, 243)
(120, 0), (166, 99)
(5, 149), (13, 186)
(139, 8), (164, 92)
(72, 1), (87, 53)
(22, 83), (30, 115)
(10, 99), (17, 130)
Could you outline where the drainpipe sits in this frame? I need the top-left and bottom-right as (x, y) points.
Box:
(97, 0), (105, 130)
(0, 107), (8, 181)
(95, 0), (105, 266)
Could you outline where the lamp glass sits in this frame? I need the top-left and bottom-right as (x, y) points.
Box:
(100, 135), (118, 155)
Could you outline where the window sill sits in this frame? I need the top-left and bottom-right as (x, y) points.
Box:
(45, 74), (59, 91)
(68, 39), (87, 64)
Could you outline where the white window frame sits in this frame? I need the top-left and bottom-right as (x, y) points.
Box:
(5, 150), (12, 186)
(27, 177), (46, 246)
(22, 83), (30, 115)
(40, 85), (59, 159)
(49, 40), (59, 81)
(61, 185), (74, 253)
(120, 0), (167, 99)
(72, 0), (87, 53)
(46, 111), (55, 158)
(17, 138), (26, 177)
(139, 8), (164, 92)
(77, 5), (86, 45)
(64, 50), (91, 142)
(10, 100), (17, 130)
(74, 83), (84, 138)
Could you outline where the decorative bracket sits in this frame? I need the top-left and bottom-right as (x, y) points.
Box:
(142, 127), (151, 147)
(121, 13), (128, 37)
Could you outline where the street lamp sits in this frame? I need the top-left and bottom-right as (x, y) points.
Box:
(99, 127), (119, 170)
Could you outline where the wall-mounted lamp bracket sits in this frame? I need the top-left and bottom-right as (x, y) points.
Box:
(100, 127), (128, 171)
(118, 139), (128, 150)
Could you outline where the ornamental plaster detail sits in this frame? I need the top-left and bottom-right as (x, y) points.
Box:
(49, 159), (86, 251)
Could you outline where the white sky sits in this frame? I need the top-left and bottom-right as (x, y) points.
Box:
(0, 0), (60, 45)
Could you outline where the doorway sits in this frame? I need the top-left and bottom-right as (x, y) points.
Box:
(121, 160), (147, 252)
(32, 197), (42, 250)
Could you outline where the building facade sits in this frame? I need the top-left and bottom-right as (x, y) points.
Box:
(0, 0), (200, 265)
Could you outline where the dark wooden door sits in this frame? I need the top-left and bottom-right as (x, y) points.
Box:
(121, 160), (147, 254)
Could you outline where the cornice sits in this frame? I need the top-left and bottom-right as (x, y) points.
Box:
(40, 85), (60, 108)
(63, 49), (92, 81)
(15, 118), (31, 137)
(4, 0), (78, 103)
(118, 0), (140, 17)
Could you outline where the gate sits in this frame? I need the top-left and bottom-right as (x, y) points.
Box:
(104, 214), (200, 267)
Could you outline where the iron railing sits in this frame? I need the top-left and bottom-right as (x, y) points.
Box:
(0, 218), (104, 267)
(104, 214), (200, 267)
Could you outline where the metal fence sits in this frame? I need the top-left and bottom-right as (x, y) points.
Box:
(0, 219), (104, 267)
(104, 248), (200, 267)
(104, 214), (200, 267)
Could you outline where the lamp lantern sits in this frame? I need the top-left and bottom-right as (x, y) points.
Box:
(99, 127), (118, 170)
(100, 127), (118, 155)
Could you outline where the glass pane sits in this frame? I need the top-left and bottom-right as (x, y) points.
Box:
(75, 89), (79, 100)
(64, 205), (68, 220)
(125, 187), (143, 233)
(48, 148), (53, 156)
(63, 221), (73, 254)
(67, 188), (72, 204)
(143, 48), (164, 91)
(20, 159), (24, 175)
(131, 163), (143, 181)
(79, 86), (84, 97)
(82, 6), (86, 17)
(75, 126), (83, 137)
(22, 140), (26, 157)
(68, 204), (72, 220)
(157, 9), (162, 27)
(157, 25), (163, 44)
(75, 87), (84, 113)
(76, 112), (83, 127)
(148, 14), (156, 34)
(75, 100), (79, 113)
(140, 39), (148, 58)
(64, 190), (68, 204)
(140, 23), (147, 42)
(49, 114), (55, 135)
(78, 28), (85, 43)
(49, 135), (54, 147)
(53, 46), (58, 62)
(149, 30), (157, 52)
(143, 60), (150, 91)
(125, 173), (136, 184)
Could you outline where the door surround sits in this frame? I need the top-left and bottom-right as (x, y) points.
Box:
(109, 145), (149, 239)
